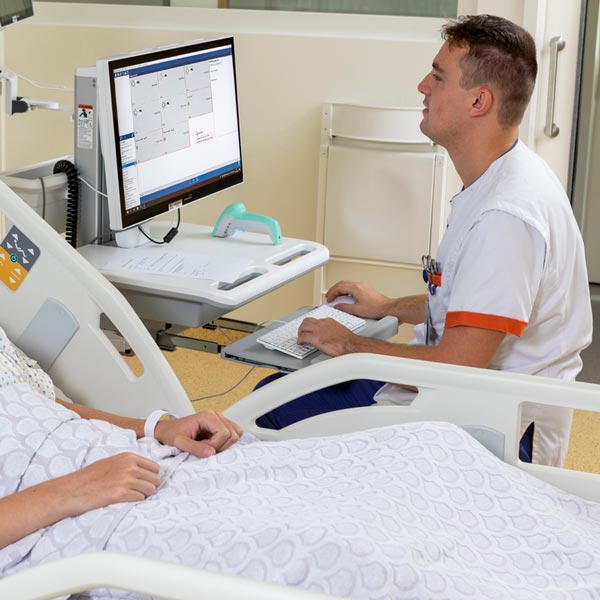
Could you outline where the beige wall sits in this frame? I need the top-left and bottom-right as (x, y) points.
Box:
(2, 4), (446, 323)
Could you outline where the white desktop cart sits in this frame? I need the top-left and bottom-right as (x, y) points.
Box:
(2, 160), (330, 351)
(69, 62), (331, 349)
(79, 224), (398, 369)
(78, 222), (329, 329)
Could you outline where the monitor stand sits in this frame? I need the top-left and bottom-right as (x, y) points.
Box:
(114, 223), (152, 249)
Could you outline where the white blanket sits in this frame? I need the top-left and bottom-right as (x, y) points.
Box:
(1, 383), (600, 599)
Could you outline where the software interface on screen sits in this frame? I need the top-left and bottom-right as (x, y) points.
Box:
(108, 38), (242, 228)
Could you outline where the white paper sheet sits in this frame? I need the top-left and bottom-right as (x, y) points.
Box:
(100, 249), (253, 283)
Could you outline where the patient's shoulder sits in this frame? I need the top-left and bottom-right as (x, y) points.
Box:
(0, 327), (55, 401)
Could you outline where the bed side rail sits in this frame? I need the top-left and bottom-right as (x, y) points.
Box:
(0, 180), (191, 417)
(225, 353), (600, 501)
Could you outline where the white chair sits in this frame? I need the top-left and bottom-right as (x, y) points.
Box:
(315, 103), (448, 311)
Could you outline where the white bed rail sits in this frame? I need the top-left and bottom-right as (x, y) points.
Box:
(0, 180), (192, 417)
(225, 353), (600, 502)
(0, 551), (338, 600)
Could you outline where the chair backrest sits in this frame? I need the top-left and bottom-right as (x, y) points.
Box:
(0, 179), (193, 418)
(315, 103), (448, 304)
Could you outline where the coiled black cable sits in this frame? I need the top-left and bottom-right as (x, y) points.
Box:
(53, 159), (80, 248)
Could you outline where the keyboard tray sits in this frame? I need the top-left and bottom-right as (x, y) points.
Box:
(221, 307), (399, 373)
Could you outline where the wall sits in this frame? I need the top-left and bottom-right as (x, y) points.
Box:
(2, 3), (451, 323)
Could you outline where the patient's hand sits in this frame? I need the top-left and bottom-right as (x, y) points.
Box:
(297, 317), (359, 357)
(63, 453), (161, 515)
(326, 281), (392, 319)
(154, 410), (243, 458)
(0, 453), (161, 549)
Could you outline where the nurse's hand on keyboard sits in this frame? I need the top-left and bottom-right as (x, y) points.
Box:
(297, 314), (361, 357)
(257, 305), (365, 359)
(326, 280), (393, 320)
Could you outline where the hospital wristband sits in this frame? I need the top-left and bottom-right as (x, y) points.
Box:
(144, 409), (178, 439)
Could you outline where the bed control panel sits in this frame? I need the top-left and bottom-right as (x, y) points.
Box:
(0, 225), (40, 291)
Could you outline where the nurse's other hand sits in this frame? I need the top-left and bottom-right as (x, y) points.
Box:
(326, 280), (392, 319)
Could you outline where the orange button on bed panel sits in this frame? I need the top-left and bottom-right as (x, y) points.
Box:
(0, 248), (28, 291)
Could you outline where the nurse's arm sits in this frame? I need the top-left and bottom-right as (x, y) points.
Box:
(298, 319), (505, 368)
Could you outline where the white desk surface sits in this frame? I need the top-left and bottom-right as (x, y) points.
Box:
(78, 223), (329, 311)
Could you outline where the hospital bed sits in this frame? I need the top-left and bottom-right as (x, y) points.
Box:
(0, 178), (599, 599)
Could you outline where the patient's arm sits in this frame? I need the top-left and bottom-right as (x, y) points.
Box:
(55, 400), (243, 458)
(55, 399), (147, 435)
(326, 280), (427, 324)
(0, 453), (160, 550)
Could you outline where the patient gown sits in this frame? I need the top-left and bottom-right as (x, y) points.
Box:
(1, 382), (600, 600)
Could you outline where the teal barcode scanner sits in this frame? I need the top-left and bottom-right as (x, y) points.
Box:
(212, 202), (282, 245)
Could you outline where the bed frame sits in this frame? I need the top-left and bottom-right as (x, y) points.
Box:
(0, 180), (192, 418)
(226, 353), (600, 502)
(0, 179), (599, 599)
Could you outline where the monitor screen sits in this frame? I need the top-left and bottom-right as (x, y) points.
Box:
(0, 0), (33, 27)
(96, 37), (243, 232)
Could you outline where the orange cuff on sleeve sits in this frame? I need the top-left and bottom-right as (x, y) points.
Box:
(445, 311), (527, 336)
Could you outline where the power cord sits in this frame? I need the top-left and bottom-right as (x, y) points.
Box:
(138, 209), (180, 245)
(191, 321), (268, 403)
(78, 175), (108, 198)
(191, 366), (257, 403)
(12, 70), (74, 93)
(190, 309), (317, 404)
(77, 176), (180, 245)
(53, 159), (80, 248)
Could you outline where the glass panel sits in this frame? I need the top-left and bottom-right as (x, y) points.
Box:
(36, 0), (458, 16)
(225, 0), (457, 17)
(35, 0), (170, 5)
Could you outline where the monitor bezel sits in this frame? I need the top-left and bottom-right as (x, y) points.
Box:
(96, 36), (243, 232)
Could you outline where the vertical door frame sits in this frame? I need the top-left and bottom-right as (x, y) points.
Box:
(570, 0), (596, 228)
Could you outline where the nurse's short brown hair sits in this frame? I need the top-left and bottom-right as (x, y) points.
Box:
(442, 14), (538, 128)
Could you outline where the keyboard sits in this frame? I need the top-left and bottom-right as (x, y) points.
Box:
(257, 304), (366, 359)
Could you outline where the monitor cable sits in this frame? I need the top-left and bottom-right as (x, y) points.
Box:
(191, 366), (257, 404)
(78, 175), (108, 198)
(138, 209), (181, 245)
(190, 316), (302, 405)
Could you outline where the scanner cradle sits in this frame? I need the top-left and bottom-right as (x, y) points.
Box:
(212, 202), (282, 245)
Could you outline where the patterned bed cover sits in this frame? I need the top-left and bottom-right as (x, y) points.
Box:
(1, 383), (599, 599)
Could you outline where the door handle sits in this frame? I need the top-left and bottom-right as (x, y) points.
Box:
(544, 36), (566, 138)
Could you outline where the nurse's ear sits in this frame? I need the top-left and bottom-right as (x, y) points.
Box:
(470, 87), (494, 118)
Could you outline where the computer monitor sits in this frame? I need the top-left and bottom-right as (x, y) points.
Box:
(96, 37), (243, 246)
(0, 0), (33, 28)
